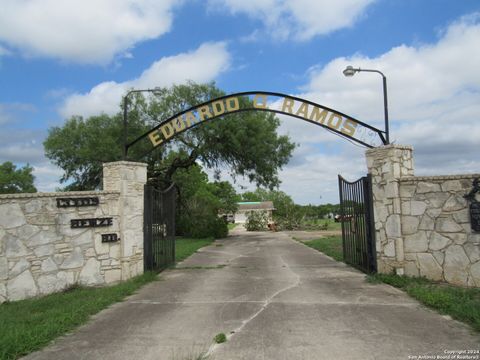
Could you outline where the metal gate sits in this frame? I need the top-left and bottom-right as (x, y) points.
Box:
(338, 174), (377, 273)
(144, 184), (176, 271)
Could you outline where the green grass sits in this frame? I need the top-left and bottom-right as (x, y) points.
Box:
(302, 218), (342, 231)
(300, 235), (480, 333)
(0, 238), (216, 360)
(325, 219), (342, 231)
(368, 274), (480, 332)
(227, 223), (237, 230)
(213, 332), (227, 344)
(175, 237), (214, 263)
(0, 272), (158, 360)
(303, 236), (343, 262)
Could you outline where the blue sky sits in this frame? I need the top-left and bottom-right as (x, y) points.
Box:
(1, 0), (479, 204)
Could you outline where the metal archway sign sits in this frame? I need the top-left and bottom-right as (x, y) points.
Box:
(125, 91), (388, 158)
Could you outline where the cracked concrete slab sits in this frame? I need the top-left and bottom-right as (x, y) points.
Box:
(23, 227), (479, 360)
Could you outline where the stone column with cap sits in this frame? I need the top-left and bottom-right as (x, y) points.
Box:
(103, 161), (147, 280)
(365, 145), (414, 274)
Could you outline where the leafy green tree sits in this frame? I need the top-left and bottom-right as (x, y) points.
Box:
(241, 188), (307, 229)
(172, 163), (231, 238)
(207, 181), (239, 215)
(240, 191), (261, 202)
(44, 82), (295, 191)
(43, 112), (149, 190)
(241, 188), (295, 219)
(299, 203), (340, 220)
(241, 188), (342, 230)
(0, 161), (37, 194)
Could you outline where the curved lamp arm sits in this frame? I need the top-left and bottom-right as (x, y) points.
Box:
(343, 66), (390, 144)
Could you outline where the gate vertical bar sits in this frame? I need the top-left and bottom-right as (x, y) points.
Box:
(170, 185), (176, 263)
(357, 179), (366, 270)
(349, 180), (355, 266)
(338, 174), (377, 274)
(338, 175), (347, 263)
(159, 190), (164, 268)
(144, 183), (177, 272)
(144, 185), (153, 271)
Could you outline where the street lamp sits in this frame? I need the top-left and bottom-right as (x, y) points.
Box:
(342, 65), (390, 144)
(123, 88), (160, 160)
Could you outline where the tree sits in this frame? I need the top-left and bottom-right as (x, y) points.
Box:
(44, 82), (295, 191)
(241, 188), (303, 229)
(207, 181), (239, 215)
(43, 112), (149, 190)
(241, 188), (295, 219)
(172, 163), (232, 238)
(0, 161), (37, 194)
(299, 203), (340, 220)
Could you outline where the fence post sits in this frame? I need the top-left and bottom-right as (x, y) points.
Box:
(103, 161), (147, 280)
(365, 145), (414, 274)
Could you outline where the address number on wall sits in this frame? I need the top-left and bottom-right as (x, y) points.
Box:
(57, 197), (99, 208)
(71, 217), (113, 228)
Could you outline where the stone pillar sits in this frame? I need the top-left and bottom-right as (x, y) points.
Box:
(103, 161), (147, 280)
(365, 145), (414, 274)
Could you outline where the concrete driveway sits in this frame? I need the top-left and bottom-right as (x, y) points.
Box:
(24, 227), (479, 360)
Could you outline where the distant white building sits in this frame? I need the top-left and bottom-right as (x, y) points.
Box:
(234, 201), (275, 224)
(324, 212), (335, 219)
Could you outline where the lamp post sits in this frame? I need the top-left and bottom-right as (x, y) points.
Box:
(123, 88), (160, 160)
(343, 65), (390, 145)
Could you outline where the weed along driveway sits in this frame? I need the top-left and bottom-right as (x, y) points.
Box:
(24, 228), (479, 360)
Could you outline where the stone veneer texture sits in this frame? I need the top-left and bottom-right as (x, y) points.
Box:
(400, 175), (480, 286)
(0, 161), (146, 302)
(366, 145), (480, 287)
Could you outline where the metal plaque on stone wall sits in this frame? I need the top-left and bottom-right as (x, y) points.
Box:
(470, 202), (480, 232)
(57, 197), (99, 208)
(101, 233), (119, 243)
(465, 178), (480, 232)
(71, 217), (113, 228)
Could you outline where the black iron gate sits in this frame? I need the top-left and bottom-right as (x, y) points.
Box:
(338, 174), (377, 273)
(144, 184), (176, 271)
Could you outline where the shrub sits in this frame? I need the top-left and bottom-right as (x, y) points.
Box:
(181, 215), (228, 239)
(245, 211), (269, 231)
(214, 333), (227, 344)
(211, 217), (228, 239)
(176, 185), (229, 239)
(319, 221), (329, 230)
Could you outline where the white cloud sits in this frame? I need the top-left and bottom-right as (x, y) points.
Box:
(274, 13), (480, 204)
(60, 81), (126, 119)
(33, 162), (64, 192)
(60, 42), (231, 118)
(208, 0), (375, 40)
(0, 109), (64, 191)
(0, 103), (37, 126)
(278, 149), (367, 204)
(0, 128), (45, 164)
(0, 106), (11, 125)
(0, 0), (181, 64)
(303, 16), (480, 123)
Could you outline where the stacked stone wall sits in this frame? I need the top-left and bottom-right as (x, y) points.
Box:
(0, 161), (147, 302)
(366, 145), (480, 287)
(0, 191), (120, 302)
(399, 175), (480, 286)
